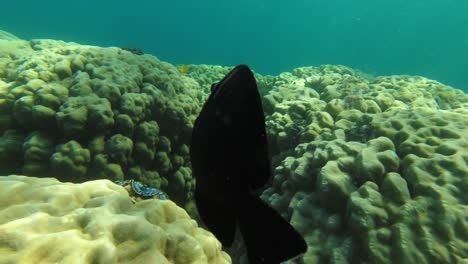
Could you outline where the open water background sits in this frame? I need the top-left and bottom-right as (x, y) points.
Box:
(1, 0), (467, 91)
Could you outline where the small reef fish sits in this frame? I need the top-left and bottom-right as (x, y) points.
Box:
(179, 64), (189, 74)
(120, 47), (144, 55)
(190, 65), (307, 263)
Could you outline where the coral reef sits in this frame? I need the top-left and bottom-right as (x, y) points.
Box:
(0, 175), (230, 264)
(0, 34), (201, 209)
(186, 64), (275, 100)
(1, 30), (467, 263)
(0, 30), (20, 41)
(257, 66), (468, 263)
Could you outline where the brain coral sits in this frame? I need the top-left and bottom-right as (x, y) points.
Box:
(0, 175), (230, 264)
(0, 32), (203, 209)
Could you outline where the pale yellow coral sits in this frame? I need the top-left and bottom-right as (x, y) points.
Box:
(0, 176), (231, 264)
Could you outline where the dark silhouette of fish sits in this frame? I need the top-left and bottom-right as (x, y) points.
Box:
(190, 65), (307, 263)
(120, 47), (144, 55)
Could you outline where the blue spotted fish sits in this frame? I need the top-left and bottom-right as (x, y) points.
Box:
(115, 179), (167, 200)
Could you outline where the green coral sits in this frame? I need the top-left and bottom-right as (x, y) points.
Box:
(34, 83), (69, 110)
(0, 130), (25, 174)
(132, 120), (161, 166)
(50, 140), (90, 179)
(12, 95), (34, 128)
(347, 182), (389, 234)
(22, 131), (55, 176)
(128, 166), (168, 189)
(56, 95), (114, 138)
(54, 59), (72, 78)
(69, 71), (92, 96)
(119, 93), (152, 123)
(0, 35), (205, 212)
(88, 154), (124, 181)
(105, 134), (133, 166)
(354, 137), (400, 185)
(135, 121), (159, 145)
(255, 65), (468, 264)
(169, 166), (195, 205)
(114, 114), (134, 137)
(154, 151), (172, 174)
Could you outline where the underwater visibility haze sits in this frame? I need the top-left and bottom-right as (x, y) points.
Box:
(1, 0), (468, 91)
(0, 0), (467, 264)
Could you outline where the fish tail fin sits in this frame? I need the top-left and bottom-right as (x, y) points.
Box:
(237, 193), (307, 264)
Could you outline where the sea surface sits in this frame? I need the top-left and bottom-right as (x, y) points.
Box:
(1, 0), (467, 92)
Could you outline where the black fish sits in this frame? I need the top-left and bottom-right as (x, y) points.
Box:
(190, 65), (307, 263)
(120, 47), (144, 55)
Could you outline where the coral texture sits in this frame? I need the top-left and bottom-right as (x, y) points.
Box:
(257, 66), (468, 263)
(0, 175), (230, 264)
(0, 34), (201, 209)
(1, 31), (468, 264)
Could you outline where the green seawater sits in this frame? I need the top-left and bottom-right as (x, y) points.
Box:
(0, 0), (467, 91)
